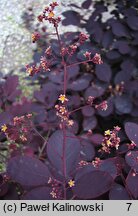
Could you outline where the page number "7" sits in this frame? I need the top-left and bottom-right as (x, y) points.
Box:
(126, 203), (132, 211)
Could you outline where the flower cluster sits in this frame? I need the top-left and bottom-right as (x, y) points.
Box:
(78, 160), (89, 167)
(86, 96), (108, 111)
(55, 95), (74, 127)
(79, 33), (89, 44)
(127, 141), (137, 150)
(92, 53), (103, 64)
(26, 46), (53, 76)
(84, 52), (103, 65)
(68, 179), (75, 188)
(37, 2), (61, 27)
(26, 64), (40, 76)
(95, 100), (108, 111)
(31, 32), (41, 43)
(108, 81), (124, 96)
(99, 126), (121, 153)
(48, 177), (62, 199)
(1, 114), (32, 143)
(92, 157), (101, 168)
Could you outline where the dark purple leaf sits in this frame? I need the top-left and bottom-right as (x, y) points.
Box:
(4, 184), (19, 200)
(47, 130), (80, 178)
(85, 85), (105, 99)
(80, 139), (95, 161)
(125, 151), (138, 171)
(125, 122), (138, 146)
(3, 76), (19, 98)
(67, 65), (79, 79)
(98, 159), (117, 179)
(73, 170), (113, 199)
(112, 22), (129, 37)
(62, 11), (80, 26)
(96, 63), (112, 82)
(126, 170), (138, 199)
(114, 70), (131, 84)
(7, 156), (51, 186)
(69, 77), (89, 91)
(102, 31), (113, 49)
(0, 175), (9, 197)
(48, 71), (63, 84)
(83, 116), (97, 131)
(82, 0), (92, 9)
(106, 50), (121, 60)
(121, 60), (134, 72)
(22, 187), (53, 200)
(113, 41), (130, 54)
(115, 95), (133, 114)
(90, 133), (104, 146)
(0, 111), (12, 127)
(109, 183), (130, 200)
(82, 106), (95, 117)
(127, 16), (138, 30)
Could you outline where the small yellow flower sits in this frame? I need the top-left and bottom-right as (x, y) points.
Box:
(58, 94), (68, 104)
(1, 124), (7, 132)
(106, 139), (111, 146)
(68, 120), (74, 126)
(68, 179), (75, 188)
(105, 130), (111, 136)
(48, 11), (55, 18)
(27, 67), (33, 76)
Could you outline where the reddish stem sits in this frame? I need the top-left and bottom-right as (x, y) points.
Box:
(55, 26), (67, 200)
(69, 104), (90, 115)
(67, 59), (92, 68)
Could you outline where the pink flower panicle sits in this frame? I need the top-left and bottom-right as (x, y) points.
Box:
(87, 96), (95, 105)
(26, 64), (40, 76)
(99, 126), (121, 153)
(2, 114), (32, 144)
(40, 56), (50, 71)
(48, 177), (62, 199)
(37, 2), (61, 27)
(95, 100), (108, 111)
(79, 33), (89, 44)
(84, 51), (91, 60)
(31, 32), (41, 43)
(78, 160), (89, 167)
(127, 141), (137, 150)
(55, 95), (74, 127)
(92, 157), (101, 168)
(92, 53), (103, 64)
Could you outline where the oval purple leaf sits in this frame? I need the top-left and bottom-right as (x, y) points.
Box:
(109, 183), (130, 200)
(7, 156), (51, 186)
(80, 140), (95, 161)
(125, 151), (138, 171)
(96, 63), (112, 82)
(47, 130), (80, 178)
(73, 170), (113, 199)
(125, 122), (138, 147)
(22, 187), (53, 200)
(126, 170), (138, 199)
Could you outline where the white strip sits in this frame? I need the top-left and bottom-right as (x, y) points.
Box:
(0, 201), (137, 216)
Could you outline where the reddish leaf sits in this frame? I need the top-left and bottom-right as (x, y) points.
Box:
(125, 122), (138, 147)
(125, 151), (138, 171)
(126, 170), (138, 199)
(22, 187), (53, 200)
(109, 183), (130, 200)
(7, 156), (51, 186)
(73, 170), (113, 199)
(47, 130), (80, 178)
